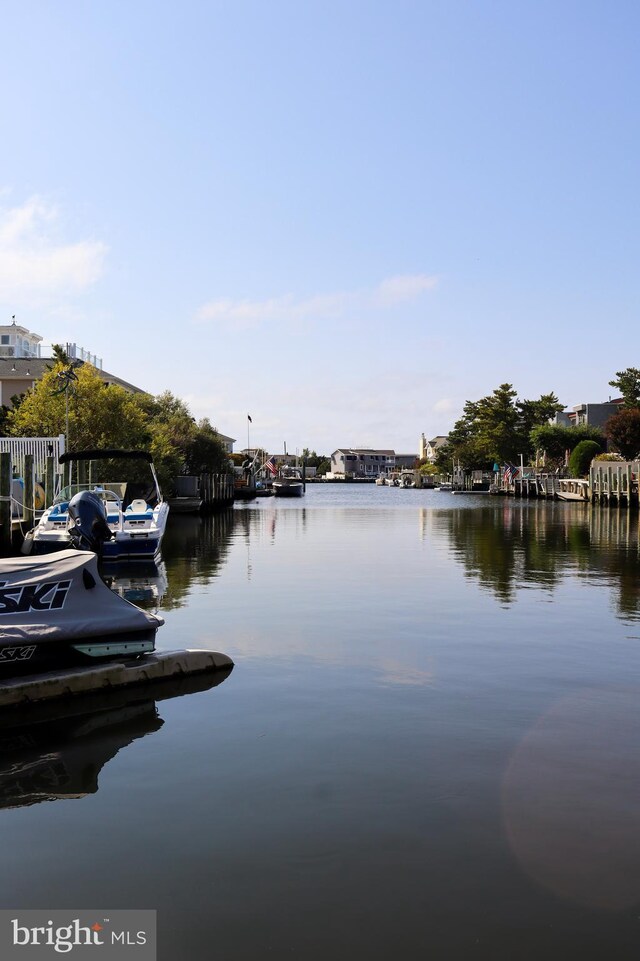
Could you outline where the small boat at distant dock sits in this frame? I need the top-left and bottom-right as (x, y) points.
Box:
(273, 466), (305, 497)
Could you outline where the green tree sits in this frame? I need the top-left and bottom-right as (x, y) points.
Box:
(473, 384), (521, 462)
(300, 448), (327, 468)
(517, 393), (564, 440)
(7, 363), (150, 450)
(48, 344), (71, 367)
(529, 423), (604, 467)
(442, 385), (565, 470)
(569, 440), (602, 478)
(605, 408), (640, 460)
(442, 399), (493, 470)
(185, 418), (231, 475)
(608, 368), (640, 408)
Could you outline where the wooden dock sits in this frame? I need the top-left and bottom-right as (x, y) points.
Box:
(167, 473), (235, 513)
(493, 461), (640, 508)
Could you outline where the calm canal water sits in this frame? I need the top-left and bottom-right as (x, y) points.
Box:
(2, 484), (640, 960)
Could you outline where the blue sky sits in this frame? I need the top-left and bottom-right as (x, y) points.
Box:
(1, 1), (638, 455)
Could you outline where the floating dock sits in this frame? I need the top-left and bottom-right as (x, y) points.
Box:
(0, 648), (234, 707)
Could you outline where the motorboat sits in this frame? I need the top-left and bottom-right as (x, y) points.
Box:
(273, 466), (305, 497)
(0, 549), (163, 674)
(437, 482), (453, 491)
(398, 470), (416, 488)
(24, 449), (169, 560)
(556, 478), (590, 502)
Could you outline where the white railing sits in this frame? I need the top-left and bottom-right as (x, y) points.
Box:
(0, 434), (66, 480)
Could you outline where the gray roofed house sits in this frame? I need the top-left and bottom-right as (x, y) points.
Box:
(330, 448), (397, 477)
(420, 433), (449, 462)
(0, 357), (145, 408)
(216, 433), (236, 453)
(0, 320), (149, 407)
(553, 400), (623, 429)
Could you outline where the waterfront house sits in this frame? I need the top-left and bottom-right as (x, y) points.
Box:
(420, 434), (449, 463)
(553, 400), (623, 429)
(330, 448), (396, 478)
(0, 320), (145, 407)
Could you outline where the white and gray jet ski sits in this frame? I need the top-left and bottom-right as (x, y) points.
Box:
(0, 550), (163, 673)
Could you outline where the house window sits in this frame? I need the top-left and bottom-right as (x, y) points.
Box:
(0, 336), (8, 345)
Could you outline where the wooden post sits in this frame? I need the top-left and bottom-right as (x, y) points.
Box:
(78, 460), (88, 487)
(23, 454), (34, 529)
(45, 456), (55, 508)
(0, 452), (11, 550)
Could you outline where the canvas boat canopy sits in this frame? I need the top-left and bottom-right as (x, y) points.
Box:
(59, 450), (154, 463)
(0, 550), (163, 646)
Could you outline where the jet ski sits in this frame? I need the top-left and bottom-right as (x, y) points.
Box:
(0, 550), (163, 674)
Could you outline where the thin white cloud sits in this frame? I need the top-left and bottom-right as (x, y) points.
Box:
(0, 196), (107, 305)
(195, 273), (438, 330)
(372, 273), (438, 307)
(433, 398), (456, 413)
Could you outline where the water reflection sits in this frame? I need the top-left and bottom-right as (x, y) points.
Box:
(428, 503), (640, 617)
(134, 500), (640, 629)
(155, 510), (235, 609)
(100, 559), (168, 610)
(0, 670), (232, 809)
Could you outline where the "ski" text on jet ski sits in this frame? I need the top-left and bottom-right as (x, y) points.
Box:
(0, 580), (72, 614)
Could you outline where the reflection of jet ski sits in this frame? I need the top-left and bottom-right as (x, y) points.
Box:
(0, 550), (163, 674)
(0, 669), (232, 809)
(0, 701), (161, 807)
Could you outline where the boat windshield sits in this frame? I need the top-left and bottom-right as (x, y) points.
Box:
(59, 455), (161, 507)
(55, 483), (127, 505)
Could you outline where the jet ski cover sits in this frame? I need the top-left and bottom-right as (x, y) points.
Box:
(0, 550), (164, 645)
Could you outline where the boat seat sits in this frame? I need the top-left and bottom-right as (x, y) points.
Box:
(125, 499), (154, 520)
(127, 499), (151, 514)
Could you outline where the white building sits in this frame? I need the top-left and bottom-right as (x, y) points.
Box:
(420, 433), (449, 463)
(0, 318), (42, 359)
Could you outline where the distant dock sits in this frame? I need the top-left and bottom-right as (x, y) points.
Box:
(494, 460), (640, 508)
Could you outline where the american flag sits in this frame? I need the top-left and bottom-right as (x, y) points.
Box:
(503, 464), (520, 483)
(265, 457), (277, 476)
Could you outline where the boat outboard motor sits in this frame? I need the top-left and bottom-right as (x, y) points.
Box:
(68, 490), (114, 554)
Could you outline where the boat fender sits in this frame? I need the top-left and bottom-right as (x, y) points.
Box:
(34, 483), (45, 510)
(82, 568), (97, 590)
(20, 530), (34, 555)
